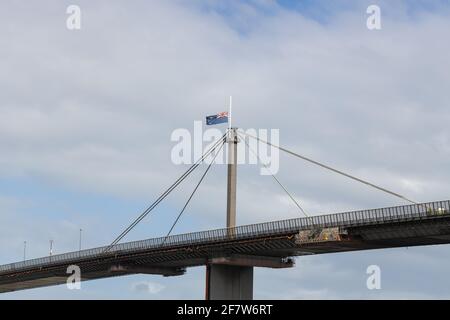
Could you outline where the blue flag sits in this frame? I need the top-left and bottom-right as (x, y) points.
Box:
(206, 111), (228, 125)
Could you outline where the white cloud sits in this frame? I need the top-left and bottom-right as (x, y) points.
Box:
(131, 281), (165, 295)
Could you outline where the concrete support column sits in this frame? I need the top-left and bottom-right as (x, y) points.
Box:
(206, 264), (253, 300)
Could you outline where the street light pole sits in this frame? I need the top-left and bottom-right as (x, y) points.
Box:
(79, 228), (82, 251)
(23, 241), (26, 261)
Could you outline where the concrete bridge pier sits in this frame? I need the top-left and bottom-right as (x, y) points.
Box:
(205, 265), (253, 300)
(205, 255), (294, 300)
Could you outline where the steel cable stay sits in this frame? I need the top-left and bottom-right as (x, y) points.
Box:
(240, 131), (418, 205)
(108, 126), (418, 253)
(161, 137), (226, 246)
(105, 130), (229, 252)
(237, 132), (309, 218)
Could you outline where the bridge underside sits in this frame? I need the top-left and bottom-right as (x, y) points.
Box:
(2, 215), (450, 294)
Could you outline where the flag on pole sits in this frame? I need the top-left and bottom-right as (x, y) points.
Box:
(206, 111), (228, 125)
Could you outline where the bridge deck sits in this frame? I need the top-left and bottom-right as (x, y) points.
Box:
(1, 200), (450, 293)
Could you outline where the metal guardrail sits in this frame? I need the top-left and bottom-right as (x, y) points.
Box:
(1, 200), (449, 274)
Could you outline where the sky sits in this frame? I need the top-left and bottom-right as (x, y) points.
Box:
(1, 0), (450, 299)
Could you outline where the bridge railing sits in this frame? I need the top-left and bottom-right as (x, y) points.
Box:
(1, 200), (449, 273)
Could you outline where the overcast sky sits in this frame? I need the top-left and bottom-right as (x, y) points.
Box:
(1, 0), (450, 299)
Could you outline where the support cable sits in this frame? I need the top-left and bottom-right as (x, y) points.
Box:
(238, 132), (309, 217)
(105, 130), (229, 252)
(162, 137), (226, 245)
(241, 131), (417, 205)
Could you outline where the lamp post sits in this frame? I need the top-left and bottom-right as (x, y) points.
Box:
(79, 228), (82, 251)
(49, 240), (53, 257)
(23, 241), (26, 261)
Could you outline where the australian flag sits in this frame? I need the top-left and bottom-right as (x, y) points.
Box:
(206, 111), (228, 125)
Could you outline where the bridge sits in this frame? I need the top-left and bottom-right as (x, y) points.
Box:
(1, 127), (449, 299)
(1, 200), (450, 297)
